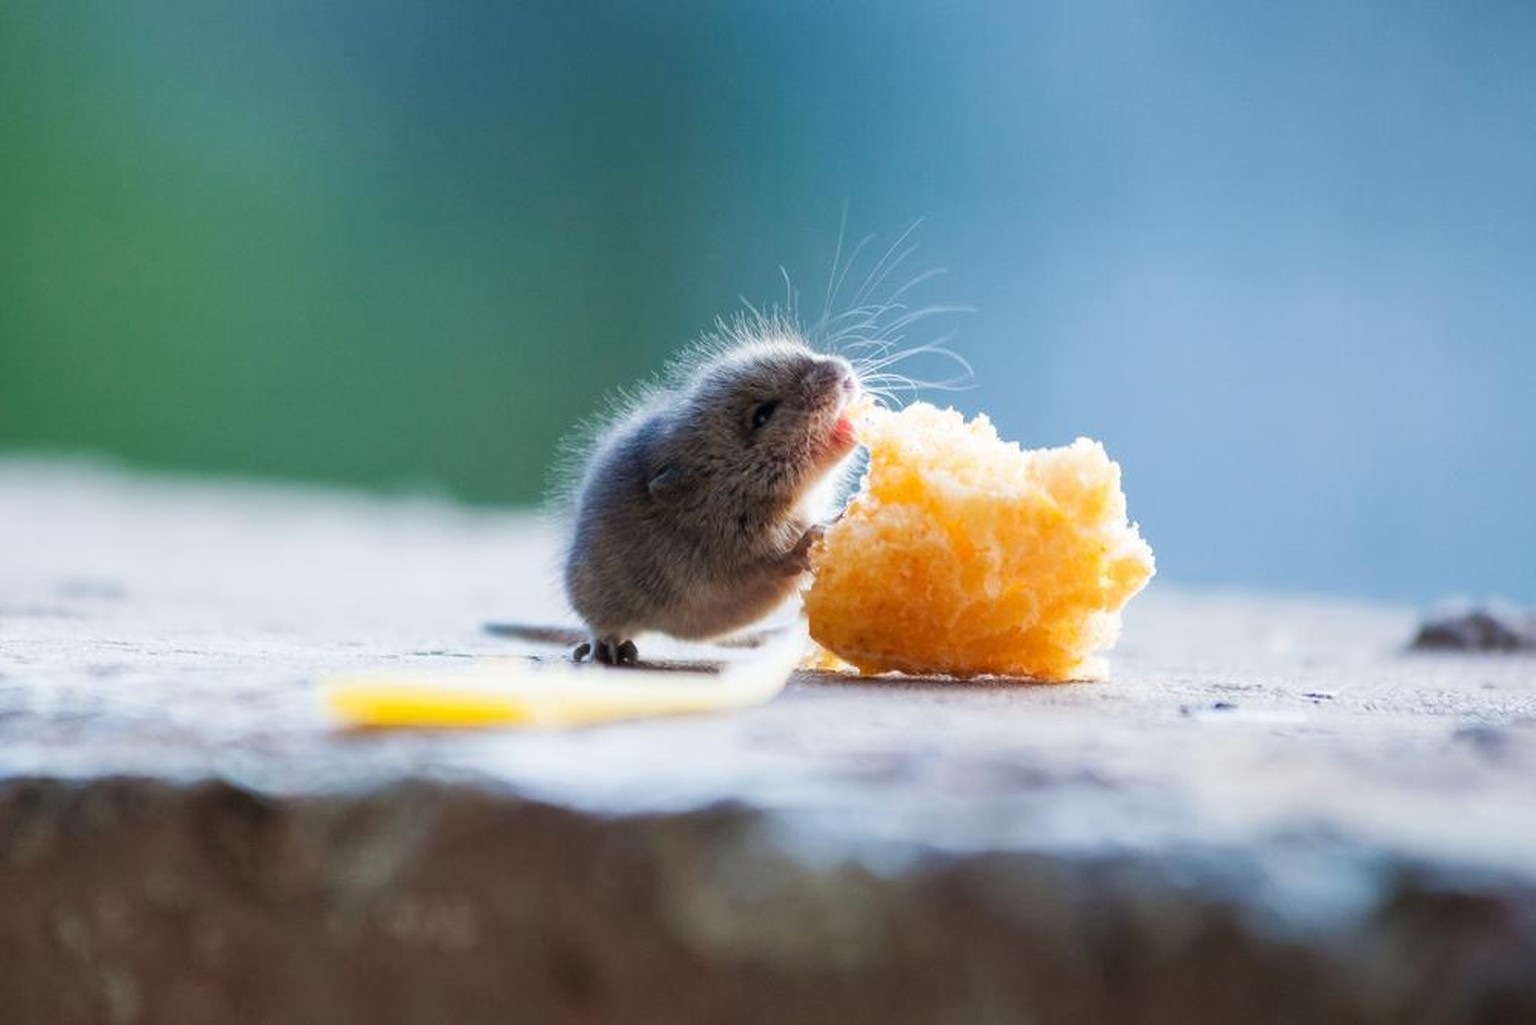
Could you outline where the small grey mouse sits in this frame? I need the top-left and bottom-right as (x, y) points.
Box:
(562, 324), (862, 664)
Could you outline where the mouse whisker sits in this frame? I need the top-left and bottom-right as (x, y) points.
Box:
(877, 266), (950, 310)
(825, 298), (972, 374)
(813, 302), (900, 349)
(860, 381), (903, 401)
(821, 208), (849, 319)
(871, 303), (976, 342)
(771, 267), (800, 329)
(851, 336), (974, 382)
(866, 371), (974, 397)
(849, 219), (923, 312)
(824, 231), (878, 326)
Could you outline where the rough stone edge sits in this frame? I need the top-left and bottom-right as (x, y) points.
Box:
(1, 777), (1533, 1025)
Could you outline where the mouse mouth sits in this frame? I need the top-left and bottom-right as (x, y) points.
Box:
(801, 359), (861, 462)
(829, 413), (857, 452)
(825, 379), (862, 455)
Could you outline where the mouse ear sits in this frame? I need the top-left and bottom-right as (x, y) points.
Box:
(647, 465), (693, 506)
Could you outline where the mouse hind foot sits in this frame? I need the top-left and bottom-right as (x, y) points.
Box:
(572, 636), (639, 666)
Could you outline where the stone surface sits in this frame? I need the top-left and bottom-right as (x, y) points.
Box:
(3, 458), (1536, 1023)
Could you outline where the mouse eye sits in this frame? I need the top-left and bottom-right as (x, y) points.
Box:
(750, 400), (779, 431)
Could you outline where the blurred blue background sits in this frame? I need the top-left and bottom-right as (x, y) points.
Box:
(3, 1), (1533, 603)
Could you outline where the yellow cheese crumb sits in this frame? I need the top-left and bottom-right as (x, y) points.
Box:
(804, 402), (1154, 681)
(323, 628), (807, 730)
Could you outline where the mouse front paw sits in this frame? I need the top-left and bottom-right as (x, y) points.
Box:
(572, 637), (639, 665)
(779, 524), (826, 576)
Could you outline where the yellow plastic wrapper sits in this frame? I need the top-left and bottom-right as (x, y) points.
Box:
(805, 402), (1155, 681)
(323, 628), (805, 730)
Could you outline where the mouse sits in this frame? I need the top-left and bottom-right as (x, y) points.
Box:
(562, 321), (862, 664)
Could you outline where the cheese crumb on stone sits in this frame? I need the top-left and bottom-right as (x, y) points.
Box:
(804, 402), (1155, 681)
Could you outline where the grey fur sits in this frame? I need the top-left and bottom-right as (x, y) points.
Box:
(563, 333), (859, 663)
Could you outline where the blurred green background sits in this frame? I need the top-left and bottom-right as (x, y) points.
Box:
(3, 2), (1535, 602)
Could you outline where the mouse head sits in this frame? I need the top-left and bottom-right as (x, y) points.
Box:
(650, 337), (860, 511)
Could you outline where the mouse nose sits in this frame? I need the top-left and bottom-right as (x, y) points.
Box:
(808, 355), (855, 390)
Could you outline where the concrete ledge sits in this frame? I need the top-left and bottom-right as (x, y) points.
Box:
(3, 460), (1536, 1022)
(5, 779), (1534, 1025)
